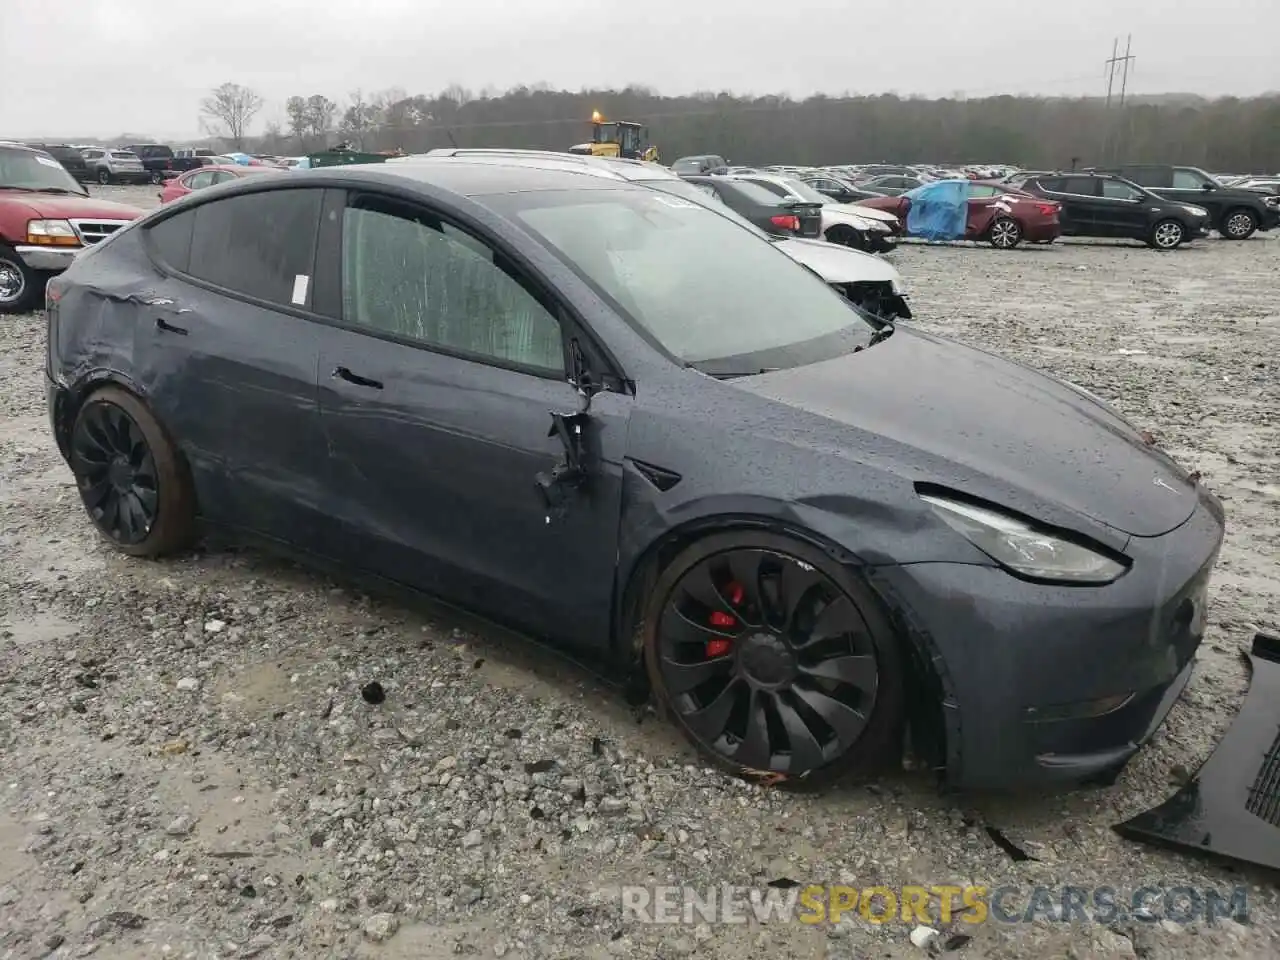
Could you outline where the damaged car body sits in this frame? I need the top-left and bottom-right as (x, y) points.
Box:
(45, 162), (1224, 789)
(1114, 632), (1280, 872)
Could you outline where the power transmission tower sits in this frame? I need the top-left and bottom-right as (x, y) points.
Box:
(1117, 35), (1135, 106)
(1104, 38), (1119, 108)
(1102, 37), (1137, 163)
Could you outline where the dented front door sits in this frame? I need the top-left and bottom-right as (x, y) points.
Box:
(313, 328), (629, 649)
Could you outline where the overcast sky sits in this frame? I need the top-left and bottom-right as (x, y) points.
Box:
(3, 0), (1276, 140)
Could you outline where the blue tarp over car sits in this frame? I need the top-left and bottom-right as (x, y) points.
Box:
(904, 179), (970, 240)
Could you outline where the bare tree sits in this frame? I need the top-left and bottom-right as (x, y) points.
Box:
(199, 83), (264, 149)
(305, 95), (338, 141)
(285, 96), (310, 147)
(339, 89), (378, 148)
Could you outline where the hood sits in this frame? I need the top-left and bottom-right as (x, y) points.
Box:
(830, 202), (898, 224)
(774, 237), (899, 284)
(0, 192), (143, 221)
(733, 328), (1197, 538)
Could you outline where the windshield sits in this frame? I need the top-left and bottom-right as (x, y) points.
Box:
(0, 147), (86, 194)
(781, 177), (829, 204)
(488, 188), (874, 372)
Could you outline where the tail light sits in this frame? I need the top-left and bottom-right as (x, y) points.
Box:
(770, 214), (801, 231)
(1036, 203), (1059, 216)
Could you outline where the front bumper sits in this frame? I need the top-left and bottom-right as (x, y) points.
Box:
(1260, 204), (1280, 231)
(873, 488), (1225, 790)
(15, 245), (80, 273)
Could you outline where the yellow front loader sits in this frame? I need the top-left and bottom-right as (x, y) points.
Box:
(568, 111), (660, 163)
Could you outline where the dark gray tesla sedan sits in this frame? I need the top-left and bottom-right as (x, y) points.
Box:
(44, 161), (1224, 790)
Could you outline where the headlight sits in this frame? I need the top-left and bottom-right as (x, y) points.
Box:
(26, 219), (80, 246)
(1182, 205), (1208, 217)
(920, 493), (1128, 584)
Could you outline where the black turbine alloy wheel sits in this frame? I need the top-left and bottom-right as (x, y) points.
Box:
(67, 387), (195, 556)
(71, 399), (159, 545)
(648, 537), (901, 780)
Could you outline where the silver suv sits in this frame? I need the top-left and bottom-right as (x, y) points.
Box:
(80, 148), (148, 185)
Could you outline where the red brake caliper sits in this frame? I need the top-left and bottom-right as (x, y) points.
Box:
(705, 582), (744, 658)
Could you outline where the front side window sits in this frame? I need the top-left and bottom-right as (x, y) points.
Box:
(1172, 168), (1213, 189)
(341, 202), (565, 374)
(487, 188), (876, 374)
(0, 148), (86, 193)
(187, 188), (323, 307)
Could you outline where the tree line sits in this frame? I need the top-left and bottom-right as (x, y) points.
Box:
(196, 81), (1280, 173)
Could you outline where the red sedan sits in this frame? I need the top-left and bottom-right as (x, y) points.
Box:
(856, 182), (1060, 248)
(159, 164), (284, 204)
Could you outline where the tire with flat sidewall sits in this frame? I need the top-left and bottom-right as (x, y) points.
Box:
(0, 243), (42, 314)
(70, 386), (196, 557)
(1148, 219), (1185, 250)
(988, 217), (1022, 249)
(642, 530), (906, 786)
(1219, 208), (1258, 240)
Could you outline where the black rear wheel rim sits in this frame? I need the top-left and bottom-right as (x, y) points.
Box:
(70, 401), (159, 546)
(656, 548), (880, 775)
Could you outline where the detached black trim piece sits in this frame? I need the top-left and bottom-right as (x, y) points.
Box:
(630, 459), (681, 492)
(1114, 632), (1280, 871)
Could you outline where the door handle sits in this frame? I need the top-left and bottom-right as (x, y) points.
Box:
(155, 317), (188, 335)
(331, 366), (383, 389)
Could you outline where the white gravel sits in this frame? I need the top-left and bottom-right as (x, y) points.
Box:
(1, 186), (1278, 959)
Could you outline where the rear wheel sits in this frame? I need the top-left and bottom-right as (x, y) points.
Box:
(644, 532), (905, 784)
(149, 170), (164, 185)
(988, 217), (1022, 249)
(0, 243), (42, 314)
(69, 387), (195, 557)
(1149, 219), (1185, 250)
(1220, 208), (1257, 240)
(97, 168), (111, 185)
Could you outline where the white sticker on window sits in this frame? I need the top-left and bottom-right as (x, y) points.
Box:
(651, 195), (698, 209)
(291, 274), (309, 305)
(35, 155), (61, 168)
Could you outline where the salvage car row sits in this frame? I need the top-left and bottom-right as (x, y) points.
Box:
(22, 143), (1229, 797)
(677, 155), (1280, 248)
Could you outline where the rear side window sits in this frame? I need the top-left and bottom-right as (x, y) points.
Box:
(146, 209), (196, 273)
(725, 180), (789, 205)
(1124, 166), (1170, 188)
(187, 188), (323, 308)
(1059, 178), (1100, 196)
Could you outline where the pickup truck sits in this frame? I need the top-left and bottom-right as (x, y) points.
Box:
(126, 144), (211, 183)
(0, 143), (143, 312)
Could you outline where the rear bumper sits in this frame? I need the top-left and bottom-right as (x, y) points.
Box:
(14, 245), (80, 273)
(1022, 219), (1061, 243)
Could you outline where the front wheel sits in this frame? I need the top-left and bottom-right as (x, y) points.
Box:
(826, 226), (867, 251)
(1149, 219), (1185, 250)
(988, 217), (1022, 249)
(69, 387), (196, 557)
(0, 243), (42, 314)
(644, 532), (905, 784)
(1220, 209), (1257, 240)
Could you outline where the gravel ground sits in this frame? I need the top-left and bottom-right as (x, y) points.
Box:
(1, 185), (1278, 960)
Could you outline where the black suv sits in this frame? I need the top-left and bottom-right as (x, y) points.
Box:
(1099, 164), (1279, 240)
(21, 143), (90, 182)
(1018, 172), (1210, 249)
